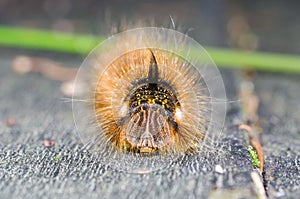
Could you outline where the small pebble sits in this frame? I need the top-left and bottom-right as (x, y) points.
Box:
(6, 117), (16, 127)
(43, 139), (55, 147)
(215, 164), (225, 174)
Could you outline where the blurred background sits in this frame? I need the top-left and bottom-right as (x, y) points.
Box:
(0, 0), (299, 54)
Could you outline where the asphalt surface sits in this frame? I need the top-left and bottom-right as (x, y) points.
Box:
(0, 49), (299, 199)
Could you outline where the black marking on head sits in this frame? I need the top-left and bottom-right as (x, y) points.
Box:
(148, 51), (159, 84)
(121, 50), (181, 132)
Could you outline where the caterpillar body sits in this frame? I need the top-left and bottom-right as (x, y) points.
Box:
(72, 27), (226, 172)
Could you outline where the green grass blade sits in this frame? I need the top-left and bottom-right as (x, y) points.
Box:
(0, 25), (299, 73)
(0, 25), (102, 54)
(206, 47), (300, 73)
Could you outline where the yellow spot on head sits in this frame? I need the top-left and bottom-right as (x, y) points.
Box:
(163, 99), (168, 104)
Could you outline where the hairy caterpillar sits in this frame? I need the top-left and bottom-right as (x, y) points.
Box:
(72, 27), (226, 172)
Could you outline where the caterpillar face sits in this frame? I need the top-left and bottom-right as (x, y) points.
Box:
(95, 48), (209, 154)
(73, 27), (226, 172)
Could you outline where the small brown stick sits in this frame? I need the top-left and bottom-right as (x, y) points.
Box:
(239, 70), (264, 173)
(239, 124), (264, 172)
(250, 138), (264, 172)
(239, 124), (253, 136)
(12, 56), (78, 81)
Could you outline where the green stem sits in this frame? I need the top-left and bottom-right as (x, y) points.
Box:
(0, 25), (299, 73)
(0, 25), (102, 54)
(206, 47), (300, 73)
